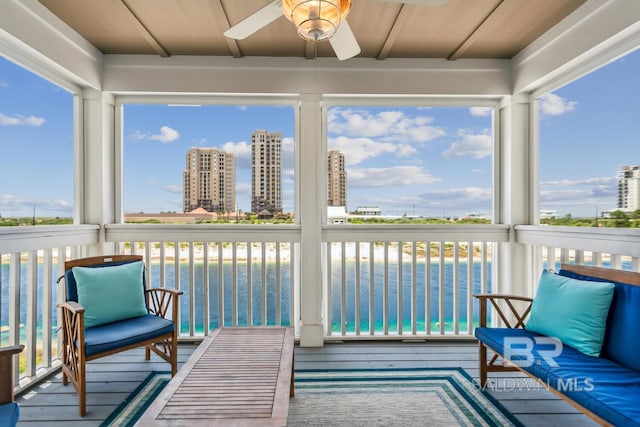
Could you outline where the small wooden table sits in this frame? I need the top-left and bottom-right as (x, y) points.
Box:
(137, 326), (294, 426)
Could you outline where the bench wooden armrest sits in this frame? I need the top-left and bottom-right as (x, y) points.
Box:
(473, 293), (533, 328)
(0, 345), (24, 404)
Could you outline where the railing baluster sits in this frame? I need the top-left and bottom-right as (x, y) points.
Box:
(189, 242), (195, 336)
(481, 242), (488, 295)
(326, 243), (332, 336)
(439, 242), (445, 335)
(397, 242), (403, 335)
(453, 242), (459, 335)
(276, 242), (281, 326)
(9, 253), (20, 386)
(611, 254), (622, 270)
(261, 242), (267, 325)
(218, 243), (224, 328)
(560, 248), (570, 265)
(144, 243), (151, 287)
(232, 242), (237, 326)
(575, 250), (585, 265)
(290, 242), (296, 332)
(593, 252), (603, 267)
(173, 242), (180, 334)
(411, 242), (417, 335)
(159, 243), (166, 288)
(26, 250), (38, 377)
(341, 242), (346, 336)
(425, 241), (431, 335)
(547, 246), (556, 270)
(369, 242), (375, 336)
(57, 247), (66, 359)
(42, 249), (53, 368)
(355, 242), (361, 336)
(247, 243), (252, 326)
(203, 242), (210, 335)
(467, 242), (473, 335)
(383, 242), (389, 336)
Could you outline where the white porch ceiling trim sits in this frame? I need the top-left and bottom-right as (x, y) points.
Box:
(512, 0), (640, 95)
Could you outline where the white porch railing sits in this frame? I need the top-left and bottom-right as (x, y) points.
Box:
(104, 224), (301, 338)
(0, 225), (99, 390)
(515, 225), (640, 272)
(5, 223), (640, 391)
(322, 224), (510, 339)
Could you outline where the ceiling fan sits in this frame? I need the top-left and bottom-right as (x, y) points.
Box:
(224, 0), (448, 60)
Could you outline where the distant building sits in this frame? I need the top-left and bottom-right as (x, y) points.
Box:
(355, 206), (381, 216)
(251, 130), (282, 214)
(328, 150), (347, 208)
(618, 165), (640, 212)
(183, 147), (235, 213)
(327, 206), (348, 224)
(539, 210), (558, 219)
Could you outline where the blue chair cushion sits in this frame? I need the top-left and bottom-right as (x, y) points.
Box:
(559, 268), (640, 373)
(0, 403), (19, 427)
(84, 314), (174, 357)
(476, 327), (640, 427)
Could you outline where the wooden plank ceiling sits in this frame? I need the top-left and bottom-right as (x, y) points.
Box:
(37, 0), (586, 60)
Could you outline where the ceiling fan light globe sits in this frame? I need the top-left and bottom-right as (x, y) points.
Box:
(282, 0), (351, 42)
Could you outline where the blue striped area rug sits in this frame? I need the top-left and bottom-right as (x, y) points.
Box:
(290, 368), (522, 427)
(100, 371), (171, 427)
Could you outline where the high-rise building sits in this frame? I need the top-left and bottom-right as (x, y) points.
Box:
(251, 130), (282, 213)
(328, 149), (347, 208)
(183, 147), (235, 213)
(618, 165), (640, 211)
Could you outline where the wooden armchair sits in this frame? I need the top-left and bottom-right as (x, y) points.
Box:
(473, 293), (533, 387)
(0, 345), (24, 427)
(58, 255), (182, 416)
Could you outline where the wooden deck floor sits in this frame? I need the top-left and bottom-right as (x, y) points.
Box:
(16, 341), (596, 426)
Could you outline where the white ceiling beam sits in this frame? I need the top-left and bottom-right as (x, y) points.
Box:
(102, 55), (511, 96)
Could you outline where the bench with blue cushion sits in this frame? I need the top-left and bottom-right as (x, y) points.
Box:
(0, 345), (24, 427)
(58, 255), (182, 416)
(475, 264), (640, 427)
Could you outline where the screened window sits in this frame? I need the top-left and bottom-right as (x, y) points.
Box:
(326, 105), (493, 224)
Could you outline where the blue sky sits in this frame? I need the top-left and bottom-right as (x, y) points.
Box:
(1, 48), (639, 219)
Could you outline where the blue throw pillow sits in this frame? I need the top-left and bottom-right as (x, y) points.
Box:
(526, 270), (614, 357)
(73, 261), (148, 329)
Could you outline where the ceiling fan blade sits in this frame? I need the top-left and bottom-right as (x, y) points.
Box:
(223, 1), (283, 40)
(329, 20), (361, 61)
(378, 0), (448, 5)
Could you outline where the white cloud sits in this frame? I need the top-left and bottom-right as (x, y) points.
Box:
(328, 108), (445, 143)
(469, 107), (492, 117)
(0, 193), (72, 215)
(236, 183), (251, 195)
(539, 93), (577, 116)
(329, 136), (398, 165)
(348, 166), (440, 188)
(164, 185), (182, 193)
(540, 177), (614, 187)
(0, 113), (45, 126)
(442, 130), (492, 159)
(133, 126), (180, 143)
(149, 126), (179, 143)
(221, 140), (252, 168)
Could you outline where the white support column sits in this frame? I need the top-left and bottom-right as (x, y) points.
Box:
(81, 89), (117, 256)
(298, 94), (324, 347)
(497, 95), (534, 297)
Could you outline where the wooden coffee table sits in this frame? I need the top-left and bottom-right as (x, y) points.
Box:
(137, 326), (294, 426)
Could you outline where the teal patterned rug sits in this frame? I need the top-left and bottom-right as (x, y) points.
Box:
(100, 371), (170, 427)
(289, 368), (522, 427)
(101, 368), (521, 427)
